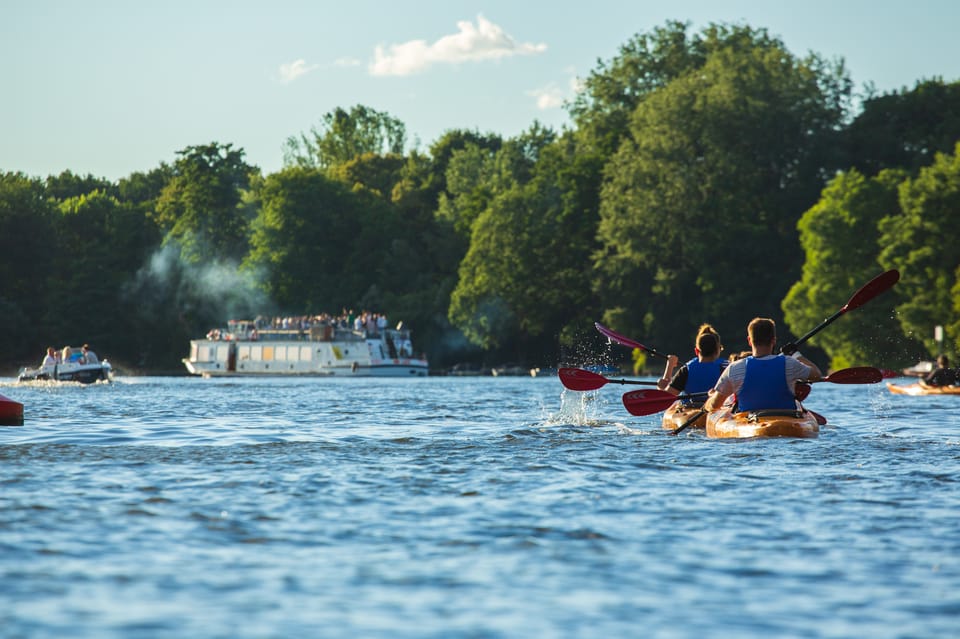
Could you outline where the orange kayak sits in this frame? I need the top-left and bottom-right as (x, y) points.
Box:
(661, 400), (707, 430)
(706, 406), (819, 439)
(661, 400), (706, 430)
(886, 382), (960, 396)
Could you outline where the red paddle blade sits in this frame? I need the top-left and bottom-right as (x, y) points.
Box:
(594, 322), (668, 360)
(880, 368), (898, 379)
(823, 366), (884, 384)
(558, 367), (606, 391)
(843, 270), (899, 313)
(595, 322), (645, 350)
(622, 389), (678, 416)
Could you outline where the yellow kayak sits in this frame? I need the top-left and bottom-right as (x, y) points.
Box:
(886, 382), (960, 396)
(661, 400), (706, 430)
(706, 406), (820, 439)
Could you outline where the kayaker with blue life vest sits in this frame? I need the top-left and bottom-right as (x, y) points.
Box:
(705, 317), (823, 412)
(657, 323), (727, 403)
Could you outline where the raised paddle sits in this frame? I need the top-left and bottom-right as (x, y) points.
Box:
(558, 367), (659, 391)
(621, 389), (709, 416)
(594, 322), (671, 361)
(780, 269), (900, 354)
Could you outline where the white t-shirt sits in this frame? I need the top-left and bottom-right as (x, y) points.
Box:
(714, 354), (812, 397)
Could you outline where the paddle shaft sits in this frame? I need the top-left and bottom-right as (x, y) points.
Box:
(785, 270), (899, 352)
(669, 409), (707, 435)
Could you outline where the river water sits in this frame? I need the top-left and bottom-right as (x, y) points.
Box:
(1, 374), (958, 638)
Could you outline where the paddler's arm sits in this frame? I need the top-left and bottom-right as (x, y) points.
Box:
(657, 354), (679, 391)
(790, 351), (823, 382)
(704, 372), (735, 411)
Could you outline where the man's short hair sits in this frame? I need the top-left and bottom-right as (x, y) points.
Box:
(748, 317), (776, 346)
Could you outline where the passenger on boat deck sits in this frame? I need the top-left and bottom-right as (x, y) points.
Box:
(705, 317), (823, 413)
(657, 323), (726, 403)
(81, 344), (99, 365)
(61, 346), (73, 363)
(923, 355), (958, 387)
(41, 346), (59, 368)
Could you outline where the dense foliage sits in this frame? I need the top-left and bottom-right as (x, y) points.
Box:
(2, 21), (959, 375)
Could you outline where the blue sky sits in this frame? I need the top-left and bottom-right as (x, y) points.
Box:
(3, 0), (959, 181)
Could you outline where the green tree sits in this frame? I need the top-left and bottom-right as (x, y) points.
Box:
(879, 142), (960, 358)
(283, 105), (406, 170)
(595, 23), (851, 353)
(153, 143), (257, 264)
(0, 172), (56, 362)
(48, 191), (161, 355)
(448, 127), (601, 362)
(569, 20), (708, 158)
(846, 79), (960, 177)
(783, 169), (910, 369)
(245, 167), (400, 313)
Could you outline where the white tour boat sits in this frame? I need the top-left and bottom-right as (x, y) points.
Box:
(183, 319), (429, 377)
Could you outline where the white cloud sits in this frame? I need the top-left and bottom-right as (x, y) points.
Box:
(369, 15), (547, 77)
(529, 85), (565, 110)
(279, 59), (319, 84)
(528, 72), (582, 110)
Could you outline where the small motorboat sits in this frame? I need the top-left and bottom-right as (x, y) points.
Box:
(18, 349), (113, 384)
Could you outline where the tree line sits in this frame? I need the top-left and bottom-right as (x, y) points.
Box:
(2, 21), (959, 375)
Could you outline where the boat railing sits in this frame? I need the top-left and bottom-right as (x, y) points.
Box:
(209, 323), (415, 344)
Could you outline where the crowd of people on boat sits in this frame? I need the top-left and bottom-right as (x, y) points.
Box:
(40, 344), (99, 368)
(205, 310), (397, 342)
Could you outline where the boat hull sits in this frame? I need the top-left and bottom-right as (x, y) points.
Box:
(183, 336), (428, 378)
(886, 382), (960, 396)
(18, 362), (112, 384)
(661, 400), (706, 430)
(0, 393), (24, 426)
(706, 406), (820, 439)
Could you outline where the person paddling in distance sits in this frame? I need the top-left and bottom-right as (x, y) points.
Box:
(704, 317), (823, 412)
(657, 324), (727, 402)
(922, 354), (958, 387)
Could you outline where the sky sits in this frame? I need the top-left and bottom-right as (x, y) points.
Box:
(3, 0), (959, 182)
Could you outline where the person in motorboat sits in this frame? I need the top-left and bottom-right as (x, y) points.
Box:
(40, 347), (59, 368)
(80, 344), (99, 365)
(922, 355), (958, 387)
(657, 323), (727, 404)
(705, 317), (823, 413)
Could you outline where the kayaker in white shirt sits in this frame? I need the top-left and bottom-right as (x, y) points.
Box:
(705, 317), (823, 412)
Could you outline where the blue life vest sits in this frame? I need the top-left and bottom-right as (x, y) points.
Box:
(736, 356), (797, 411)
(684, 358), (726, 395)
